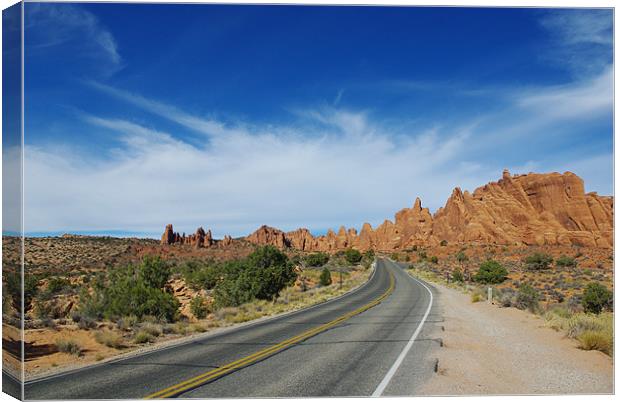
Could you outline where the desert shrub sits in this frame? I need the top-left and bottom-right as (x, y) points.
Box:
(455, 251), (468, 263)
(544, 310), (612, 356)
(133, 331), (154, 344)
(451, 269), (464, 283)
(515, 284), (540, 313)
(95, 331), (124, 349)
(180, 260), (219, 290)
(47, 277), (73, 295)
(140, 322), (162, 337)
(55, 339), (82, 356)
(499, 288), (517, 307)
(78, 256), (180, 322)
(213, 246), (296, 308)
(524, 252), (553, 270)
(6, 271), (39, 314)
(190, 296), (209, 319)
(473, 260), (508, 284)
(363, 250), (375, 260)
(190, 324), (207, 333)
(430, 256), (439, 264)
(418, 251), (428, 261)
(344, 249), (363, 265)
(116, 315), (138, 331)
(390, 253), (400, 261)
(578, 330), (612, 355)
(304, 252), (329, 267)
(440, 240), (448, 246)
(139, 256), (170, 289)
(169, 321), (189, 335)
(555, 255), (577, 268)
(582, 282), (613, 314)
(470, 290), (484, 303)
(319, 268), (332, 287)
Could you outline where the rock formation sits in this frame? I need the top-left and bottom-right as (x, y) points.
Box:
(242, 170), (613, 250)
(162, 171), (613, 251)
(160, 224), (217, 248)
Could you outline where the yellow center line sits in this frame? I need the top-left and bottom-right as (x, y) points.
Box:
(145, 271), (395, 399)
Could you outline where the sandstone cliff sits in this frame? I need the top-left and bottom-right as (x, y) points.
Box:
(161, 171), (613, 251)
(242, 170), (613, 250)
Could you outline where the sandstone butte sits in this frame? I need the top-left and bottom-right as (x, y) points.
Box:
(161, 170), (614, 251)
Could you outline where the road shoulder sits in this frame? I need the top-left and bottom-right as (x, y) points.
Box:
(414, 278), (613, 395)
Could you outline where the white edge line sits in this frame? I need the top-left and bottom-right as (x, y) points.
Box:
(371, 260), (433, 397)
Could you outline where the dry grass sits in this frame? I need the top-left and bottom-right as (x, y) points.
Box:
(55, 338), (82, 356)
(544, 309), (613, 356)
(133, 331), (155, 344)
(94, 330), (124, 349)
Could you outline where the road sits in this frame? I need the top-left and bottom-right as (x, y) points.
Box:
(17, 258), (440, 399)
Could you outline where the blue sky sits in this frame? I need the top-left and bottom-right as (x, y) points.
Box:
(14, 4), (613, 238)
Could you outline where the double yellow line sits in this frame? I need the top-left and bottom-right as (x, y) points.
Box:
(145, 272), (395, 399)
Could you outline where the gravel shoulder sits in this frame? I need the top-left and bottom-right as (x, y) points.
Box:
(417, 280), (613, 395)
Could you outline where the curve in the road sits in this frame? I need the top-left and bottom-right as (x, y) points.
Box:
(22, 258), (437, 399)
(146, 271), (395, 398)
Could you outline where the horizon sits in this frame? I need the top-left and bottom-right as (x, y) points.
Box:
(10, 167), (612, 239)
(5, 4), (613, 238)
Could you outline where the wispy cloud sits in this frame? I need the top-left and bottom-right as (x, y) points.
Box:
(26, 3), (122, 73)
(23, 76), (612, 236)
(538, 9), (612, 76)
(87, 82), (245, 138)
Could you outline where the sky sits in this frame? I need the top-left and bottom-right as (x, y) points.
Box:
(7, 4), (614, 238)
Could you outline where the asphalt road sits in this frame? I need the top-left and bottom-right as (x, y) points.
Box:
(17, 258), (440, 399)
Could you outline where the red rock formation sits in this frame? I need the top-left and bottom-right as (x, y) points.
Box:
(161, 224), (177, 245)
(221, 235), (233, 248)
(163, 171), (613, 252)
(161, 225), (216, 248)
(246, 225), (290, 248)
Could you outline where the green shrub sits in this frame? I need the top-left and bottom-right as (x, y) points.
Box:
(55, 339), (82, 356)
(47, 277), (73, 294)
(78, 257), (180, 322)
(430, 256), (439, 264)
(418, 251), (428, 261)
(582, 282), (613, 314)
(180, 260), (219, 290)
(556, 255), (577, 268)
(456, 251), (468, 263)
(190, 296), (209, 319)
(524, 252), (553, 270)
(304, 252), (329, 267)
(319, 268), (332, 287)
(515, 284), (540, 312)
(440, 240), (448, 246)
(213, 246), (296, 308)
(344, 249), (363, 265)
(473, 260), (508, 284)
(6, 271), (39, 314)
(390, 252), (400, 261)
(452, 269), (464, 283)
(139, 256), (170, 289)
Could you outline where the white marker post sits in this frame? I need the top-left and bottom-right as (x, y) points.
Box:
(487, 287), (492, 303)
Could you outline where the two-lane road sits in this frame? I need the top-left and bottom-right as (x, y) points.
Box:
(19, 258), (439, 399)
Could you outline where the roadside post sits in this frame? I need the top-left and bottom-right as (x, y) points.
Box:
(487, 287), (492, 303)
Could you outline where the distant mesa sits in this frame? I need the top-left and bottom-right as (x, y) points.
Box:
(161, 170), (614, 251)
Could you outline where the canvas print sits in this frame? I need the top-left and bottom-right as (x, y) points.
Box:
(1, 2), (614, 400)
